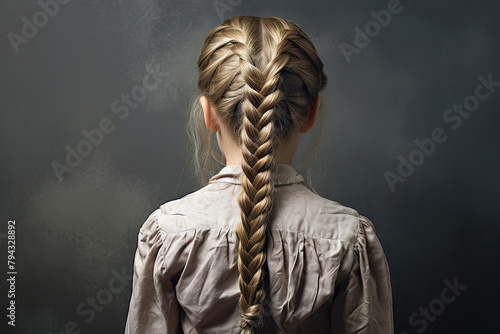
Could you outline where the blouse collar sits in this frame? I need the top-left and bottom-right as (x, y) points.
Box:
(208, 164), (305, 186)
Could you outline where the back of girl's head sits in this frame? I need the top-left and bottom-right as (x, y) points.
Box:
(189, 15), (327, 333)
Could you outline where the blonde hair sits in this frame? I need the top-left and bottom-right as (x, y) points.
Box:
(187, 15), (327, 333)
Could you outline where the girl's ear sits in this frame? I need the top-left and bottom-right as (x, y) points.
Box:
(200, 96), (219, 133)
(299, 96), (321, 133)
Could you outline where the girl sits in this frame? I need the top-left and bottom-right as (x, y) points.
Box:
(125, 15), (393, 334)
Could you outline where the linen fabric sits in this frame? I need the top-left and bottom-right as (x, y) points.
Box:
(124, 164), (394, 333)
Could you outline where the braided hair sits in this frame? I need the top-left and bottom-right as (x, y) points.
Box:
(193, 15), (327, 333)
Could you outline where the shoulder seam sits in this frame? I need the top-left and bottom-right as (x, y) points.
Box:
(151, 225), (357, 243)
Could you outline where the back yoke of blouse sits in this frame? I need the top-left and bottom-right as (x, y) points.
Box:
(124, 164), (394, 334)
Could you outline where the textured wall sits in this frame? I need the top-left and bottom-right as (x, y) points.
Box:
(1, 0), (499, 333)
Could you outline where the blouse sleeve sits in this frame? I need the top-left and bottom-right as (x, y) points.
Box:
(124, 209), (182, 334)
(330, 215), (394, 333)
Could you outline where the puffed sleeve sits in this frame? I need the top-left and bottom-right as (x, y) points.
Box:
(124, 209), (182, 334)
(330, 215), (394, 333)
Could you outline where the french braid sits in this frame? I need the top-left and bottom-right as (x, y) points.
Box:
(194, 15), (328, 333)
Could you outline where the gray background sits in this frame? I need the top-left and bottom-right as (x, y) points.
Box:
(1, 0), (499, 333)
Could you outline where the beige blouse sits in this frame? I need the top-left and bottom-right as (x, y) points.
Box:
(124, 164), (394, 333)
